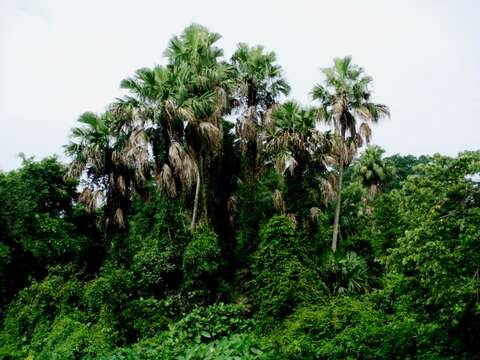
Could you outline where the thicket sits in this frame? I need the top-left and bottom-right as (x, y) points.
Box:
(1, 25), (479, 359)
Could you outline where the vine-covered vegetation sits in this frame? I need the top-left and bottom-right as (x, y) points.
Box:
(1, 25), (479, 359)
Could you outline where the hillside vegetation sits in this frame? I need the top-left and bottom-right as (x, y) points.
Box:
(1, 25), (479, 359)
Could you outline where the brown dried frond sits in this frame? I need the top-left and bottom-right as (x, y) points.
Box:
(332, 98), (346, 118)
(165, 99), (177, 119)
(134, 167), (147, 187)
(310, 207), (321, 222)
(256, 133), (265, 155)
(213, 87), (227, 122)
(156, 164), (177, 197)
(237, 117), (257, 154)
(323, 155), (338, 167)
(79, 187), (101, 213)
(321, 177), (336, 204)
(284, 153), (298, 175)
(275, 153), (297, 176)
(236, 107), (258, 153)
(125, 133), (150, 170)
(179, 154), (198, 190)
(359, 122), (372, 144)
(355, 134), (364, 148)
(130, 128), (148, 145)
(346, 141), (357, 165)
(355, 106), (372, 121)
(368, 184), (379, 199)
(85, 145), (104, 169)
(168, 142), (185, 173)
(263, 107), (276, 129)
(66, 159), (85, 179)
(290, 133), (305, 150)
(272, 189), (286, 213)
(114, 207), (125, 228)
(274, 155), (286, 175)
(178, 106), (195, 123)
(342, 142), (351, 164)
(199, 122), (222, 154)
(227, 195), (238, 214)
(287, 213), (297, 228)
(117, 175), (126, 195)
(111, 150), (123, 166)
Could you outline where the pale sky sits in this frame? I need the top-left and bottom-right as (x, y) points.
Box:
(1, 0), (479, 170)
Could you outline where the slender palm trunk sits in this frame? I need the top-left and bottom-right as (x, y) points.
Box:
(200, 157), (208, 223)
(332, 127), (345, 252)
(191, 162), (201, 232)
(332, 160), (343, 252)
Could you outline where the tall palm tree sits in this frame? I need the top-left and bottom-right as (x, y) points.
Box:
(65, 111), (148, 233)
(312, 56), (390, 252)
(165, 24), (233, 230)
(116, 65), (197, 199)
(264, 101), (318, 176)
(263, 101), (330, 218)
(118, 24), (233, 231)
(231, 43), (290, 179)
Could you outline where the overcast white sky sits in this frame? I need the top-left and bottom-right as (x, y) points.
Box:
(1, 0), (479, 170)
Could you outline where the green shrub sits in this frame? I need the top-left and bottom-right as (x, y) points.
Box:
(277, 297), (389, 359)
(131, 242), (179, 295)
(103, 302), (256, 359)
(172, 302), (254, 344)
(0, 267), (82, 357)
(0, 265), (118, 358)
(182, 225), (222, 286)
(32, 313), (116, 359)
(82, 267), (134, 316)
(121, 297), (174, 340)
(250, 216), (327, 323)
(182, 333), (274, 359)
(320, 251), (369, 294)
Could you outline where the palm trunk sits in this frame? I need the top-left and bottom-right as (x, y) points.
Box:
(200, 157), (208, 223)
(332, 126), (346, 252)
(332, 160), (343, 252)
(191, 162), (201, 232)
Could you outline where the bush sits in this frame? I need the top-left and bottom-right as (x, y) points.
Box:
(277, 297), (390, 359)
(172, 302), (254, 344)
(0, 267), (83, 357)
(0, 266), (113, 358)
(182, 333), (274, 359)
(131, 242), (179, 295)
(182, 225), (222, 286)
(104, 302), (256, 359)
(250, 216), (327, 323)
(31, 313), (116, 359)
(121, 297), (176, 340)
(320, 251), (369, 294)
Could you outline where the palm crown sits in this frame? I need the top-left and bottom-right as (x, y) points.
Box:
(312, 56), (390, 146)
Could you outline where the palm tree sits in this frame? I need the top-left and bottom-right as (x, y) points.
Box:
(65, 111), (148, 234)
(165, 24), (233, 230)
(312, 56), (390, 252)
(118, 24), (233, 231)
(231, 43), (290, 179)
(264, 101), (318, 175)
(263, 101), (330, 218)
(116, 65), (197, 200)
(353, 145), (394, 199)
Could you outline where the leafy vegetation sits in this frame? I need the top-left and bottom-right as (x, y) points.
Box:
(1, 24), (479, 359)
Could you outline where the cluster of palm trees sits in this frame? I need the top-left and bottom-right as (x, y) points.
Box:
(65, 24), (389, 252)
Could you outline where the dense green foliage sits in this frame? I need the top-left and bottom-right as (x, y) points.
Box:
(1, 25), (479, 359)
